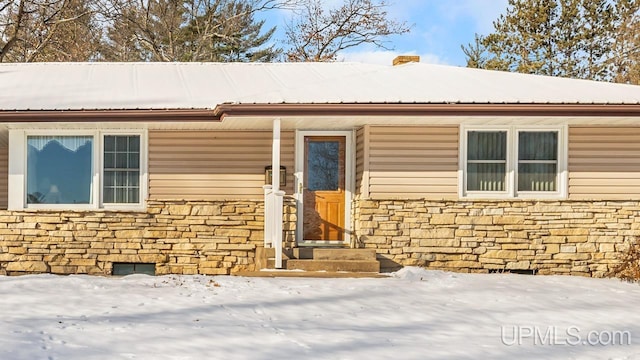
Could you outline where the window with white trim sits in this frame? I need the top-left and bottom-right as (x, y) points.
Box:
(462, 126), (566, 198)
(103, 135), (141, 204)
(466, 131), (507, 192)
(9, 130), (147, 210)
(517, 131), (558, 192)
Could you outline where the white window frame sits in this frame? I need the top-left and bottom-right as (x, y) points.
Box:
(8, 129), (148, 211)
(100, 130), (148, 210)
(459, 125), (567, 199)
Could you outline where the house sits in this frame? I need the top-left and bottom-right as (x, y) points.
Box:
(1, 58), (640, 276)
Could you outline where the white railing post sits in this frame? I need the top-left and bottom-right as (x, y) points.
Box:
(272, 119), (284, 268)
(263, 185), (273, 248)
(273, 190), (285, 268)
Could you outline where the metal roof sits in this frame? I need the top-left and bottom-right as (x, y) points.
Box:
(1, 61), (640, 111)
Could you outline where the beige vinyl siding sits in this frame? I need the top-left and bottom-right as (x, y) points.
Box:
(0, 146), (7, 209)
(149, 131), (294, 200)
(569, 127), (640, 200)
(355, 127), (365, 196)
(367, 126), (459, 199)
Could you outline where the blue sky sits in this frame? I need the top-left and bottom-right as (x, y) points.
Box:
(261, 0), (509, 66)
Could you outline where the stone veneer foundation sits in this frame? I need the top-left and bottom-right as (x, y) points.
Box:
(355, 199), (638, 277)
(1, 198), (635, 277)
(0, 200), (296, 276)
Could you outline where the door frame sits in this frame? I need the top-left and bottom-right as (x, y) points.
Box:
(295, 130), (355, 246)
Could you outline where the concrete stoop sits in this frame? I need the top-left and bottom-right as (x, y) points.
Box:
(255, 247), (381, 275)
(286, 260), (380, 272)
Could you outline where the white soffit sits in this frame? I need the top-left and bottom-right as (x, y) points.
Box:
(1, 62), (640, 111)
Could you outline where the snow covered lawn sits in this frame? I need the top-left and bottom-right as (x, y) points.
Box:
(1, 268), (640, 360)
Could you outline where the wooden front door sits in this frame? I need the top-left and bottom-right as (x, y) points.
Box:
(302, 136), (346, 242)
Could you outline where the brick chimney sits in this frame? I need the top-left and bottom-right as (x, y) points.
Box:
(392, 55), (420, 66)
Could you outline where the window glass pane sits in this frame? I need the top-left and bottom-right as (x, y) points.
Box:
(104, 136), (115, 152)
(518, 164), (557, 191)
(129, 188), (139, 203)
(115, 136), (128, 152)
(103, 135), (141, 204)
(104, 152), (115, 168)
(519, 132), (557, 160)
(112, 263), (135, 275)
(129, 153), (139, 168)
(307, 141), (340, 191)
(467, 163), (506, 191)
(116, 171), (128, 186)
(128, 171), (140, 187)
(468, 131), (506, 161)
(116, 188), (126, 203)
(129, 136), (140, 152)
(103, 188), (114, 203)
(113, 263), (155, 276)
(104, 171), (115, 187)
(116, 153), (128, 168)
(27, 136), (93, 204)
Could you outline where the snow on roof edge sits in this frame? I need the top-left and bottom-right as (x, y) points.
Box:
(1, 62), (640, 111)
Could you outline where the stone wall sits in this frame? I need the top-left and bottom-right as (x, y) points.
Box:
(0, 200), (296, 275)
(3, 197), (633, 277)
(355, 199), (638, 277)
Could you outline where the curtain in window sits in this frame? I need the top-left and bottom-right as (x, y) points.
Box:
(27, 136), (93, 204)
(467, 131), (507, 191)
(27, 136), (91, 152)
(518, 132), (557, 192)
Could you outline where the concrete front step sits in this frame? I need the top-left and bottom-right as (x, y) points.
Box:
(286, 259), (380, 273)
(313, 248), (377, 261)
(266, 259), (289, 269)
(266, 259), (380, 272)
(233, 270), (387, 278)
(260, 247), (381, 274)
(293, 248), (314, 259)
(293, 248), (377, 260)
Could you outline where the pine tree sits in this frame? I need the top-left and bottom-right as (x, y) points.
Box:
(611, 0), (640, 84)
(180, 1), (279, 62)
(461, 34), (488, 69)
(100, 0), (282, 62)
(577, 0), (615, 80)
(472, 0), (563, 76)
(462, 0), (639, 83)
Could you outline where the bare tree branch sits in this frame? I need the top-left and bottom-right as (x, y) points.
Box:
(0, 0), (26, 62)
(1, 0), (101, 62)
(284, 0), (411, 62)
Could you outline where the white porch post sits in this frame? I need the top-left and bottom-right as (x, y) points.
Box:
(271, 118), (285, 268)
(263, 184), (273, 248)
(272, 119), (281, 193)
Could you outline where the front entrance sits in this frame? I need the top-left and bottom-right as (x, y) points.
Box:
(296, 131), (352, 245)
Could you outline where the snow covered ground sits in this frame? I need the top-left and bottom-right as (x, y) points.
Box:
(1, 268), (640, 360)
